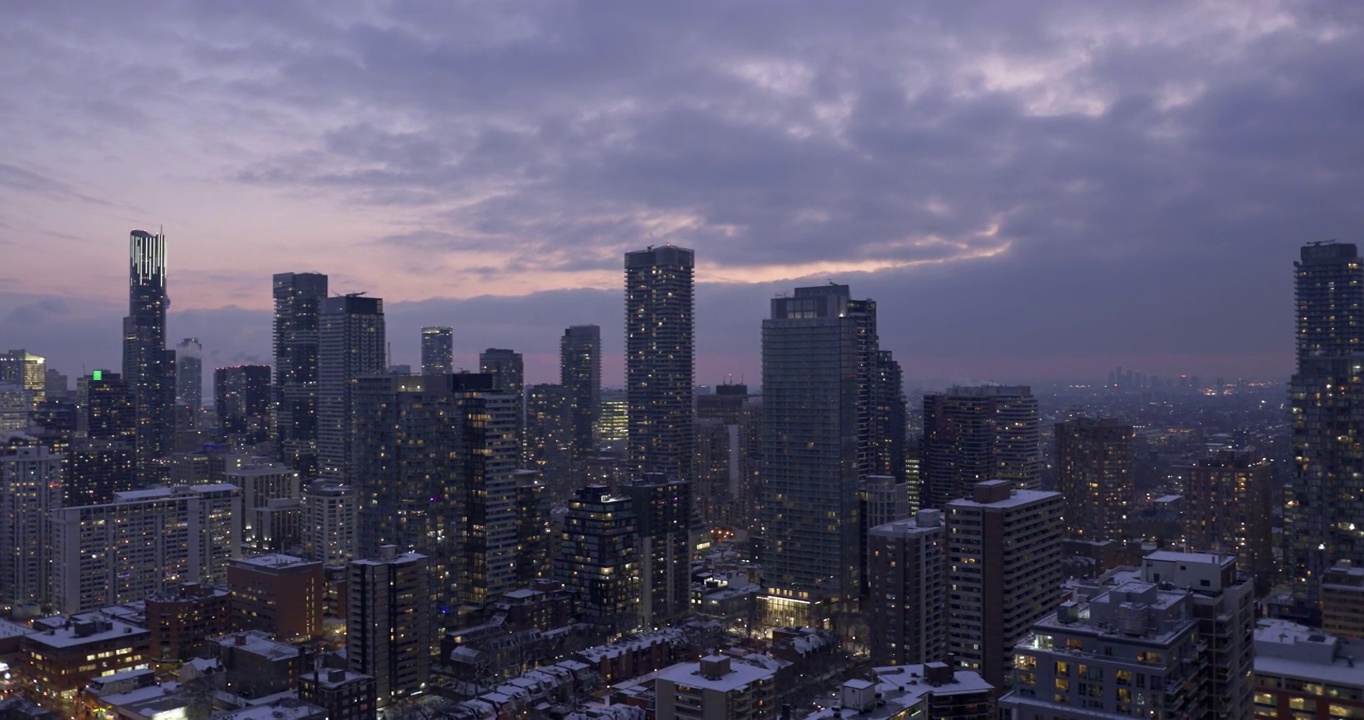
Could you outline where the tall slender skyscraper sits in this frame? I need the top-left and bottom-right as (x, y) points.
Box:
(1286, 242), (1364, 591)
(761, 284), (890, 616)
(317, 294), (385, 483)
(421, 326), (453, 376)
(560, 325), (601, 461)
(123, 230), (176, 480)
(273, 272), (329, 478)
(921, 385), (1040, 508)
(625, 247), (694, 480)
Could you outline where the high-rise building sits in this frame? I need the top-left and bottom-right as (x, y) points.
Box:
(215, 365), (272, 445)
(420, 326), (454, 376)
(318, 294), (385, 483)
(480, 348), (525, 458)
(50, 484), (242, 614)
(867, 509), (945, 667)
(554, 485), (639, 636)
(352, 373), (518, 612)
(301, 479), (357, 568)
(347, 547), (430, 707)
(1185, 449), (1274, 594)
(625, 246), (694, 480)
(65, 439), (136, 506)
(122, 230), (176, 479)
(86, 370), (136, 443)
(175, 337), (203, 416)
(273, 272), (329, 478)
(1, 350), (46, 408)
(945, 481), (1062, 690)
(0, 445), (63, 608)
(761, 284), (891, 613)
(561, 325), (601, 460)
(695, 384), (762, 531)
(525, 383), (574, 505)
(922, 386), (1040, 508)
(1054, 416), (1134, 541)
(1286, 242), (1364, 592)
(622, 473), (692, 628)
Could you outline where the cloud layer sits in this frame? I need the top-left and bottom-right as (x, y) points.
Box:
(2, 1), (1361, 384)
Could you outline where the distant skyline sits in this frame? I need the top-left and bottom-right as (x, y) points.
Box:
(3, 2), (1361, 386)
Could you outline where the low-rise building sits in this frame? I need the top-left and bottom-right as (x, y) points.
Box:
(227, 554), (325, 642)
(20, 614), (151, 699)
(1253, 619), (1364, 720)
(143, 582), (231, 661)
(806, 664), (994, 720)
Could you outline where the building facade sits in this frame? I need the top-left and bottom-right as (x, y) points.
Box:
(0, 445), (63, 608)
(922, 386), (1040, 508)
(122, 230), (176, 479)
(215, 365), (272, 445)
(867, 510), (945, 667)
(625, 246), (694, 480)
(318, 294), (386, 484)
(1055, 416), (1134, 542)
(561, 324), (601, 462)
(347, 548), (430, 708)
(273, 272), (329, 478)
(420, 326), (454, 376)
(1185, 449), (1274, 594)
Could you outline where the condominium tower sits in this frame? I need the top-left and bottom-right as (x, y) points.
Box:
(625, 246), (694, 480)
(273, 272), (329, 477)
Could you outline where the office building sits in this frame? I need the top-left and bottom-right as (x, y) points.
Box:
(352, 373), (518, 610)
(1002, 573), (1205, 719)
(867, 510), (945, 667)
(946, 481), (1063, 690)
(561, 324), (601, 461)
(225, 462), (302, 549)
(227, 554), (325, 642)
(1, 350), (45, 408)
(622, 473), (692, 628)
(554, 485), (639, 636)
(922, 386), (1041, 508)
(22, 614), (151, 696)
(0, 445), (63, 608)
(1287, 242), (1364, 590)
(0, 385), (31, 431)
(625, 246), (694, 480)
(175, 337), (203, 418)
(596, 388), (629, 453)
(761, 284), (894, 614)
(1054, 416), (1134, 542)
(273, 272), (329, 478)
(1185, 449), (1274, 594)
(50, 484), (243, 613)
(421, 326), (454, 376)
(318, 294), (386, 483)
(480, 347), (525, 456)
(301, 479), (356, 567)
(348, 547), (430, 707)
(122, 230), (176, 479)
(215, 365), (272, 445)
(655, 655), (777, 720)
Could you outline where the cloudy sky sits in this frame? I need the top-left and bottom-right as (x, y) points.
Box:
(1, 1), (1360, 388)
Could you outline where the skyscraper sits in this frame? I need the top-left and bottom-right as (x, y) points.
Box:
(525, 383), (574, 504)
(175, 337), (203, 416)
(1054, 416), (1134, 541)
(560, 325), (601, 461)
(1286, 242), (1364, 592)
(86, 370), (136, 443)
(1, 350), (46, 409)
(318, 294), (386, 483)
(625, 246), (694, 480)
(921, 385), (1040, 508)
(761, 284), (888, 614)
(214, 365), (272, 445)
(0, 445), (63, 609)
(122, 230), (176, 479)
(273, 272), (329, 478)
(480, 348), (525, 458)
(420, 326), (453, 376)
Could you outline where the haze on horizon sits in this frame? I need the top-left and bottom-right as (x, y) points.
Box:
(1, 1), (1361, 386)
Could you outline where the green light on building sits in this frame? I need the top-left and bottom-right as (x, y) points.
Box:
(92, 370), (102, 381)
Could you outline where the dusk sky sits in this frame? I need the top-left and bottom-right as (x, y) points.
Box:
(2, 1), (1361, 388)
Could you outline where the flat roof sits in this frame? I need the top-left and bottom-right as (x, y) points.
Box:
(24, 619), (148, 649)
(655, 659), (776, 692)
(946, 489), (1061, 509)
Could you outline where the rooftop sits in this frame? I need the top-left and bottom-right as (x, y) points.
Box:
(24, 617), (148, 649)
(655, 658), (777, 693)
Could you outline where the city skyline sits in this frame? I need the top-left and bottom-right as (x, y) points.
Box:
(4, 2), (1361, 385)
